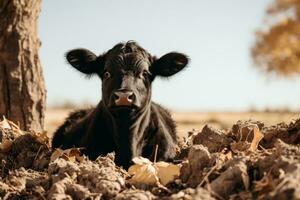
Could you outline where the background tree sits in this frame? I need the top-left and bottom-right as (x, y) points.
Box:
(0, 0), (46, 131)
(252, 0), (300, 76)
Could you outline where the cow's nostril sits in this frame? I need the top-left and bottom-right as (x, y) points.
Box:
(127, 93), (134, 102)
(114, 93), (120, 101)
(114, 90), (134, 106)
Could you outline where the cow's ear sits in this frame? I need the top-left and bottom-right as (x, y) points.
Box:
(66, 48), (105, 75)
(150, 52), (188, 77)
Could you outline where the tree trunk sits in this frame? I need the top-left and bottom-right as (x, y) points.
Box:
(0, 0), (46, 131)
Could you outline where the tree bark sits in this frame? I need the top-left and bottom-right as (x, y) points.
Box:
(0, 0), (46, 131)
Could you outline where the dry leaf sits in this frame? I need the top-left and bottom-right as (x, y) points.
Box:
(50, 148), (64, 162)
(249, 127), (264, 151)
(51, 148), (83, 163)
(0, 116), (23, 136)
(231, 141), (250, 153)
(0, 117), (23, 152)
(8, 120), (22, 135)
(132, 156), (152, 165)
(128, 156), (180, 186)
(231, 125), (264, 152)
(67, 148), (83, 162)
(0, 139), (13, 152)
(0, 116), (11, 129)
(128, 163), (159, 185)
(155, 161), (180, 185)
(241, 167), (250, 191)
(30, 132), (49, 145)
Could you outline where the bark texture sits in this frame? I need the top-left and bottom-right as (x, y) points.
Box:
(0, 0), (46, 131)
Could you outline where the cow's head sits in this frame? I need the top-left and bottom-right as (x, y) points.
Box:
(66, 41), (188, 113)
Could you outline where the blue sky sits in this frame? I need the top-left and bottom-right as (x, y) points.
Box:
(39, 0), (300, 111)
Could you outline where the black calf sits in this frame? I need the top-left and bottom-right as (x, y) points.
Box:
(52, 41), (189, 168)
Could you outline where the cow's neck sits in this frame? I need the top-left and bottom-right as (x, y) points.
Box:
(109, 104), (151, 162)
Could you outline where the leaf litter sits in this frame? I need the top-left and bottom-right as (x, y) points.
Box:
(0, 117), (300, 199)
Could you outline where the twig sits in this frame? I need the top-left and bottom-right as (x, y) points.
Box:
(36, 190), (47, 200)
(33, 145), (42, 163)
(199, 164), (218, 187)
(1, 160), (6, 177)
(154, 144), (158, 163)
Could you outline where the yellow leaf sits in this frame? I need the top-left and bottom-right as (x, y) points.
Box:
(128, 163), (159, 185)
(249, 127), (264, 151)
(50, 148), (64, 162)
(128, 156), (180, 186)
(155, 161), (180, 185)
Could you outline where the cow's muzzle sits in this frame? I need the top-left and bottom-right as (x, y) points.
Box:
(113, 89), (135, 106)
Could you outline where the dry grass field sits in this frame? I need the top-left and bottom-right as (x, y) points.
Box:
(45, 108), (300, 138)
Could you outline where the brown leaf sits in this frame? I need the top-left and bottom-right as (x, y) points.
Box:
(241, 167), (250, 191)
(50, 148), (83, 163)
(0, 139), (13, 152)
(231, 141), (250, 153)
(30, 132), (49, 145)
(128, 162), (159, 185)
(250, 127), (264, 151)
(155, 161), (180, 185)
(128, 157), (180, 186)
(0, 116), (23, 136)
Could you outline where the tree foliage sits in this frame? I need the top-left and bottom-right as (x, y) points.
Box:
(252, 0), (300, 76)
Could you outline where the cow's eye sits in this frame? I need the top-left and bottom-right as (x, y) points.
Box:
(140, 70), (150, 79)
(104, 71), (111, 79)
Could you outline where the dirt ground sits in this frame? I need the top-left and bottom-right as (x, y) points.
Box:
(1, 110), (300, 199)
(45, 108), (300, 138)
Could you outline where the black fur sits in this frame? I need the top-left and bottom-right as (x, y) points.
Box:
(52, 41), (189, 168)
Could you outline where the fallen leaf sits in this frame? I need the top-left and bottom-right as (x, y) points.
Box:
(155, 161), (180, 185)
(67, 148), (83, 162)
(50, 148), (83, 163)
(0, 116), (23, 136)
(249, 127), (264, 151)
(0, 116), (11, 129)
(231, 124), (264, 152)
(30, 132), (49, 145)
(50, 149), (64, 162)
(231, 141), (250, 153)
(132, 156), (152, 165)
(241, 167), (250, 191)
(128, 162), (159, 185)
(8, 120), (22, 135)
(128, 156), (181, 186)
(0, 139), (13, 152)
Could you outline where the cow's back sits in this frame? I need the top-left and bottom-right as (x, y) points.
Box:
(51, 108), (94, 149)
